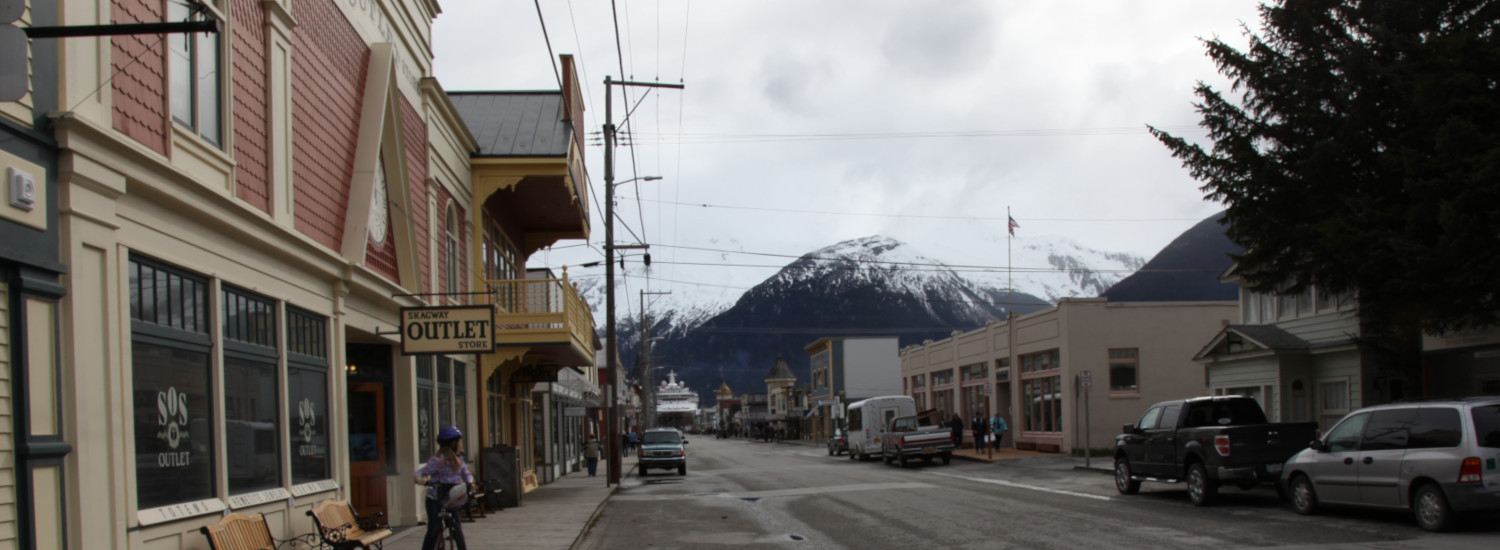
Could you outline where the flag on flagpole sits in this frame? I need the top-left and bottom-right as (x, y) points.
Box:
(1008, 216), (1020, 236)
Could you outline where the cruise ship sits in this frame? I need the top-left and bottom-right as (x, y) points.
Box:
(653, 371), (700, 430)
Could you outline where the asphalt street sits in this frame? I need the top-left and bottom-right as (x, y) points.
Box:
(575, 437), (1500, 550)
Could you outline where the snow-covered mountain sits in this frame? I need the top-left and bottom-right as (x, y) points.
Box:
(577, 234), (1148, 400)
(579, 233), (1146, 342)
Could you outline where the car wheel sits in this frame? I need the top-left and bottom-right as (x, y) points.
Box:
(1289, 474), (1318, 515)
(1412, 483), (1456, 532)
(941, 452), (951, 465)
(883, 451), (893, 465)
(828, 446), (833, 456)
(1187, 463), (1217, 507)
(1114, 458), (1141, 495)
(678, 464), (687, 476)
(899, 453), (909, 468)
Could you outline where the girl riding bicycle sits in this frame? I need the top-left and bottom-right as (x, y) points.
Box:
(415, 426), (474, 550)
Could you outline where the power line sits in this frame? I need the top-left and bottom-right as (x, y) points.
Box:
(613, 125), (1208, 145)
(619, 197), (1207, 223)
(532, 0), (563, 91)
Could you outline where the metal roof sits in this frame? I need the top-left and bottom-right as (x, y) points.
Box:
(764, 354), (796, 382)
(448, 92), (573, 157)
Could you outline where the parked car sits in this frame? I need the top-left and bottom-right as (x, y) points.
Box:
(1281, 397), (1500, 531)
(1114, 395), (1319, 506)
(881, 414), (955, 467)
(827, 428), (849, 456)
(638, 428), (688, 476)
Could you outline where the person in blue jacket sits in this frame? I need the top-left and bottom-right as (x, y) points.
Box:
(990, 413), (1009, 450)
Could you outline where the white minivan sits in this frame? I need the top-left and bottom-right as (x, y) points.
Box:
(845, 396), (915, 461)
(1281, 397), (1500, 531)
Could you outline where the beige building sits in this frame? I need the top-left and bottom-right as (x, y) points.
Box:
(900, 298), (1237, 453)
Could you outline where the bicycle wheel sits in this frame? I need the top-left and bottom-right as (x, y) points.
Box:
(443, 512), (467, 550)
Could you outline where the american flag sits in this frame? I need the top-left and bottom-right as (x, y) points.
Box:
(1008, 216), (1019, 236)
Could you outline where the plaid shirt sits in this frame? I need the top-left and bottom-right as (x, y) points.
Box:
(417, 454), (473, 501)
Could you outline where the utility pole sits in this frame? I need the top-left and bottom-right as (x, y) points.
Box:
(604, 76), (683, 486)
(641, 290), (670, 430)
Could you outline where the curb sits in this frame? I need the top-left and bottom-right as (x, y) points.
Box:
(1073, 466), (1114, 475)
(568, 482), (618, 550)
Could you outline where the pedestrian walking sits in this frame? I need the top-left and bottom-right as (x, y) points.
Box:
(948, 414), (964, 448)
(627, 429), (638, 453)
(971, 414), (989, 452)
(582, 436), (602, 477)
(991, 413), (1009, 450)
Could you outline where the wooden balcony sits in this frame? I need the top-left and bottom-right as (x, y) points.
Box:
(483, 276), (597, 367)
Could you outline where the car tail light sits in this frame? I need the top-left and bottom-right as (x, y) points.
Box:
(1459, 457), (1483, 483)
(1214, 435), (1231, 456)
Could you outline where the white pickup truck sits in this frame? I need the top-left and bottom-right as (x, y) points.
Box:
(881, 415), (955, 467)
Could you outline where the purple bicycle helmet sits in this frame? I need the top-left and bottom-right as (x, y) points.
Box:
(437, 426), (463, 443)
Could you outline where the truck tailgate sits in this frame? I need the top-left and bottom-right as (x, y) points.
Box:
(1218, 422), (1319, 467)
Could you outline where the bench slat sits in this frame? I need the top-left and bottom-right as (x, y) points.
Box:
(308, 500), (392, 550)
(200, 513), (275, 550)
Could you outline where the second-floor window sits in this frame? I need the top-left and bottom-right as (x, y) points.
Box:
(931, 369), (953, 386)
(168, 2), (222, 146)
(445, 204), (460, 297)
(482, 217), (520, 281)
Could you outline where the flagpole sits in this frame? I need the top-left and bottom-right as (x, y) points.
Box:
(1007, 206), (1012, 317)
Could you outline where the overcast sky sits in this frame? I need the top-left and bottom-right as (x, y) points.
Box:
(432, 1), (1266, 305)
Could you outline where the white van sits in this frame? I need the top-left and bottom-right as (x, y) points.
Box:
(845, 396), (915, 461)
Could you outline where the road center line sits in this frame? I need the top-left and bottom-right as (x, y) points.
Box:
(613, 482), (936, 501)
(927, 471), (1113, 502)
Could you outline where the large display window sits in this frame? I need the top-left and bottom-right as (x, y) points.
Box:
(287, 307), (331, 484)
(223, 286), (281, 495)
(130, 257), (215, 510)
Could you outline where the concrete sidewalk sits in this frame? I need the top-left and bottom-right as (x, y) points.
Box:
(382, 454), (634, 550)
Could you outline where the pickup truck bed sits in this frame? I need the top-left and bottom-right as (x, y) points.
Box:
(881, 416), (956, 467)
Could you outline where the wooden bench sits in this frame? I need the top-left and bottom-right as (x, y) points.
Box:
(200, 513), (276, 550)
(306, 500), (392, 550)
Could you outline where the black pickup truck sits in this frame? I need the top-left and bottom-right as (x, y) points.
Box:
(1114, 395), (1319, 506)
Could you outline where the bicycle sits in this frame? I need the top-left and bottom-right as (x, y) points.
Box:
(422, 480), (470, 550)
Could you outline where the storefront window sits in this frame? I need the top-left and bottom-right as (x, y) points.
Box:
(416, 356), (434, 462)
(1020, 349), (1062, 433)
(130, 257), (214, 509)
(455, 365), (467, 443)
(438, 357), (453, 431)
(222, 286), (280, 494)
(287, 308), (330, 484)
(933, 389), (955, 417)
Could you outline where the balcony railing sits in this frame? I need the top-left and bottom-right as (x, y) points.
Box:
(483, 275), (596, 364)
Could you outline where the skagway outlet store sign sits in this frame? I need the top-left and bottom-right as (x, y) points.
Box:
(400, 305), (496, 354)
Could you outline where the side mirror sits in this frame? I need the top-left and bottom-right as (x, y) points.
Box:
(1307, 439), (1324, 452)
(1122, 424), (1137, 435)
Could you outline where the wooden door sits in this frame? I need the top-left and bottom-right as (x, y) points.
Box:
(348, 382), (387, 519)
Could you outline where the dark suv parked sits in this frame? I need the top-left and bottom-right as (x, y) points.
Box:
(1281, 397), (1500, 531)
(638, 428), (688, 476)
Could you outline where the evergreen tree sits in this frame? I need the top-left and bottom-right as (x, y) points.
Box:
(1152, 0), (1500, 335)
